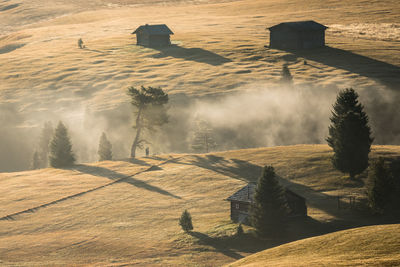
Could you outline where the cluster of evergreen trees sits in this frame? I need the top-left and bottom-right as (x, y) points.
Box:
(31, 122), (113, 169)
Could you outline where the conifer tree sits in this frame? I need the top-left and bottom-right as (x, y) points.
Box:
(191, 120), (217, 153)
(179, 210), (193, 232)
(98, 132), (112, 161)
(281, 65), (293, 84)
(367, 158), (393, 214)
(38, 121), (53, 168)
(127, 86), (168, 158)
(250, 166), (289, 238)
(49, 122), (75, 168)
(31, 151), (40, 170)
(327, 88), (373, 179)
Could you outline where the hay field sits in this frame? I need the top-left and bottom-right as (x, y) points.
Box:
(0, 0), (399, 116)
(1, 144), (399, 266)
(227, 224), (400, 267)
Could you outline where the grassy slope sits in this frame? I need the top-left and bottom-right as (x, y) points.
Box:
(0, 144), (399, 266)
(227, 224), (400, 267)
(0, 0), (399, 116)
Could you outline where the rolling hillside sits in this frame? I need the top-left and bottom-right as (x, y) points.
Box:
(0, 144), (399, 266)
(0, 0), (399, 116)
(227, 224), (400, 267)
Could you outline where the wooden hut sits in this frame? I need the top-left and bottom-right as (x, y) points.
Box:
(268, 20), (327, 49)
(132, 24), (174, 47)
(226, 183), (307, 224)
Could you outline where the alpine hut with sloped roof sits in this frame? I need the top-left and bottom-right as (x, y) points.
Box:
(226, 183), (307, 224)
(132, 24), (174, 47)
(268, 20), (328, 49)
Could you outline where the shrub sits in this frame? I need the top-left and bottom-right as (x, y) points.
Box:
(179, 210), (193, 232)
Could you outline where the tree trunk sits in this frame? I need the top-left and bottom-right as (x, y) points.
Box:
(131, 105), (143, 158)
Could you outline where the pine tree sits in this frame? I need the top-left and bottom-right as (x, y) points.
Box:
(179, 210), (193, 232)
(31, 151), (41, 170)
(127, 86), (168, 158)
(367, 158), (393, 214)
(250, 166), (289, 238)
(49, 122), (76, 168)
(98, 132), (112, 161)
(38, 121), (53, 168)
(281, 65), (293, 84)
(327, 88), (373, 179)
(191, 120), (217, 153)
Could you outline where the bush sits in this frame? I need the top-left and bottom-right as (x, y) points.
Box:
(179, 210), (193, 232)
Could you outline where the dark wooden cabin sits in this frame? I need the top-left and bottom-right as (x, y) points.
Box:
(132, 24), (174, 47)
(226, 183), (307, 224)
(268, 20), (327, 49)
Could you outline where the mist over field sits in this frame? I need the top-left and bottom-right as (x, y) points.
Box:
(1, 83), (399, 172)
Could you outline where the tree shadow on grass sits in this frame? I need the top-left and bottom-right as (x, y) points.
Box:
(278, 46), (400, 89)
(174, 155), (262, 182)
(152, 45), (232, 66)
(73, 164), (181, 199)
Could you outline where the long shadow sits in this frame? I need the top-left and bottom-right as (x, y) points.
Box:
(151, 45), (232, 66)
(73, 164), (181, 199)
(279, 46), (400, 89)
(172, 156), (375, 224)
(174, 155), (262, 182)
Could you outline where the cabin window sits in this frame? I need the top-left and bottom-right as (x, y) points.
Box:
(235, 203), (239, 209)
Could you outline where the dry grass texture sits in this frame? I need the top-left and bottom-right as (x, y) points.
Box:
(0, 145), (399, 266)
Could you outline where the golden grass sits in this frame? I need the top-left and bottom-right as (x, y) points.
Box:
(0, 144), (399, 266)
(227, 224), (400, 267)
(0, 0), (399, 115)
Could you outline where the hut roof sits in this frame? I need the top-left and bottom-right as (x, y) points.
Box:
(132, 24), (174, 35)
(226, 183), (256, 204)
(226, 183), (305, 203)
(268, 20), (328, 31)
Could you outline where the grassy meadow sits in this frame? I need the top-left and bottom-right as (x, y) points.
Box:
(0, 145), (400, 266)
(1, 0), (400, 265)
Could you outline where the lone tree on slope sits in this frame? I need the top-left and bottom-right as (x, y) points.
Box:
(281, 64), (293, 84)
(251, 165), (289, 238)
(179, 210), (193, 232)
(49, 121), (76, 168)
(127, 86), (168, 158)
(98, 132), (112, 161)
(327, 88), (373, 179)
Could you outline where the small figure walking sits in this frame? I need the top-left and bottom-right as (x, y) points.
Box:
(145, 147), (150, 157)
(78, 38), (85, 49)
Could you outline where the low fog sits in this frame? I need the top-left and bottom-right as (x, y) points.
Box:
(1, 83), (399, 172)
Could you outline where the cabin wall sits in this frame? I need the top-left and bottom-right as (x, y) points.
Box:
(230, 201), (251, 223)
(149, 35), (171, 47)
(270, 27), (325, 49)
(286, 192), (307, 217)
(136, 32), (150, 46)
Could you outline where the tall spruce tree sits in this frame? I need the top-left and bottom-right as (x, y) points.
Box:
(367, 158), (393, 214)
(49, 122), (75, 168)
(38, 121), (53, 168)
(327, 88), (373, 179)
(98, 132), (112, 161)
(250, 166), (289, 238)
(127, 86), (168, 158)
